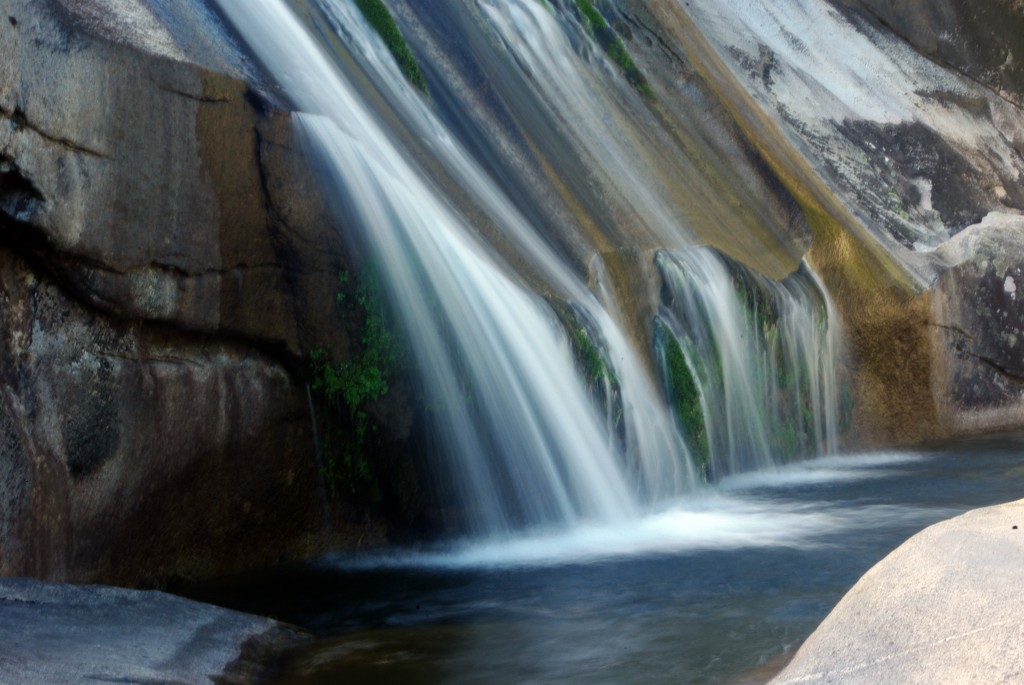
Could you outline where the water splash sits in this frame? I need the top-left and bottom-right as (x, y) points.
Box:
(322, 451), (930, 570)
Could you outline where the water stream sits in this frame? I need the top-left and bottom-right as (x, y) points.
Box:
(655, 248), (842, 479)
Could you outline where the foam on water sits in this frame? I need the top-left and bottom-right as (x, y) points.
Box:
(324, 452), (939, 570)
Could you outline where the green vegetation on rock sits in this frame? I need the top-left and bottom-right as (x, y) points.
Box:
(315, 270), (401, 411)
(551, 300), (626, 451)
(573, 325), (613, 386)
(655, 320), (710, 477)
(310, 268), (406, 504)
(354, 0), (428, 93)
(552, 301), (616, 389)
(573, 0), (607, 30)
(572, 0), (654, 99)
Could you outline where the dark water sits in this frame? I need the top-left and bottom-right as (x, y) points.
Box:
(186, 435), (1024, 684)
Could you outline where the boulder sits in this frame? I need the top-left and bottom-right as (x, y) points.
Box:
(1, 0), (349, 355)
(770, 499), (1024, 684)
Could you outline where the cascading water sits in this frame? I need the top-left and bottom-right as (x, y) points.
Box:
(655, 248), (843, 480)
(474, 0), (689, 249)
(213, 0), (845, 537)
(214, 0), (685, 535)
(304, 0), (695, 504)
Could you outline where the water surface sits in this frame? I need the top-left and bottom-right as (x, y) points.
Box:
(187, 436), (1024, 684)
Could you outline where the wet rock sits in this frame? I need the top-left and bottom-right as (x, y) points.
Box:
(0, 243), (350, 584)
(0, 578), (304, 684)
(0, 0), (351, 355)
(830, 0), (1024, 106)
(677, 0), (1024, 266)
(832, 120), (991, 247)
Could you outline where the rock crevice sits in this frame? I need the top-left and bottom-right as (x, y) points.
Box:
(1, 104), (110, 159)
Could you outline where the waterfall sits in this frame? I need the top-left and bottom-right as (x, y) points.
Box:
(655, 248), (842, 480)
(213, 0), (844, 537)
(474, 0), (690, 249)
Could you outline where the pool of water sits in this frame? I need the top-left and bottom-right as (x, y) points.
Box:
(186, 435), (1024, 684)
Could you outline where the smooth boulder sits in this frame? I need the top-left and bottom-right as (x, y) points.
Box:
(770, 499), (1024, 684)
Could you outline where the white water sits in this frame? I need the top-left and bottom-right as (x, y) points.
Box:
(214, 0), (844, 537)
(310, 0), (696, 503)
(656, 248), (842, 478)
(324, 451), (932, 570)
(215, 0), (685, 533)
(476, 0), (691, 248)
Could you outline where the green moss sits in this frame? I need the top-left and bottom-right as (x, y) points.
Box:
(574, 0), (608, 29)
(730, 263), (780, 334)
(311, 268), (406, 502)
(572, 0), (654, 99)
(775, 424), (801, 459)
(550, 300), (626, 450)
(655, 320), (710, 477)
(574, 326), (612, 385)
(774, 350), (794, 391)
(551, 303), (616, 388)
(354, 0), (428, 93)
(313, 272), (401, 411)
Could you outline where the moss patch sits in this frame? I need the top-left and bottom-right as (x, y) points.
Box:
(551, 300), (627, 451)
(310, 268), (407, 507)
(572, 0), (654, 99)
(655, 319), (710, 477)
(574, 325), (613, 386)
(551, 300), (617, 389)
(354, 0), (427, 92)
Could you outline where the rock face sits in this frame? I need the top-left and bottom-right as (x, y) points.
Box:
(831, 0), (1024, 106)
(0, 578), (302, 684)
(644, 0), (1024, 445)
(929, 213), (1024, 433)
(672, 0), (1024, 260)
(769, 500), (1024, 685)
(0, 0), (380, 584)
